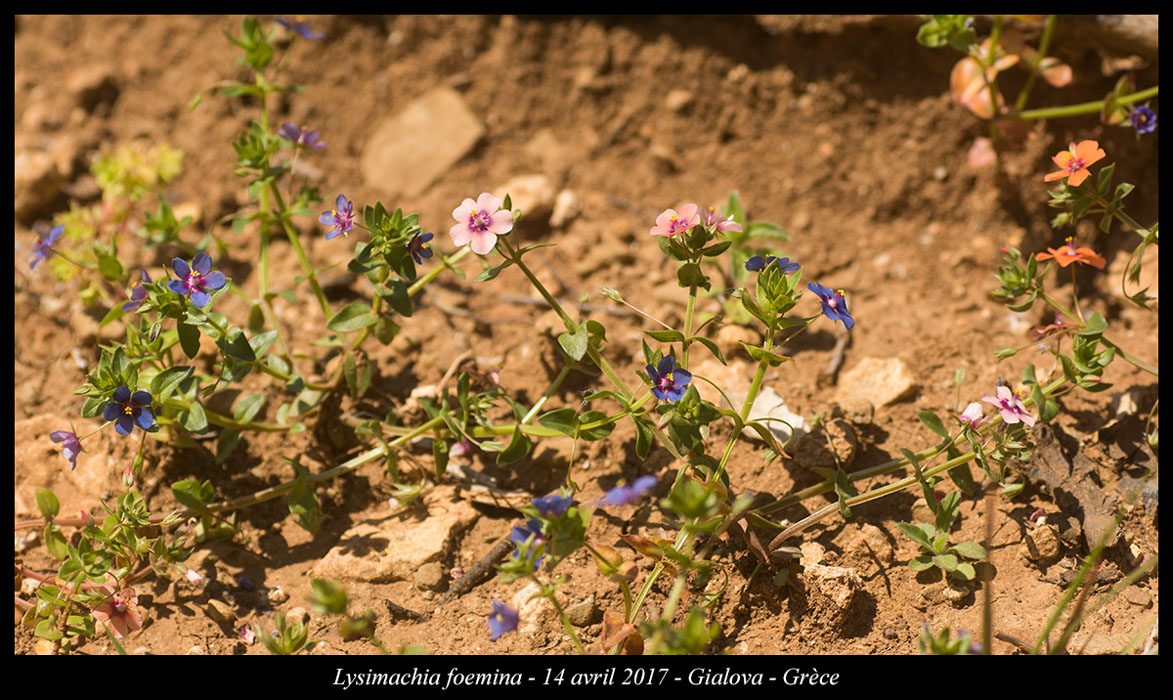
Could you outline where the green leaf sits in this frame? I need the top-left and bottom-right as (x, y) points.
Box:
(687, 335), (726, 365)
(1076, 312), (1107, 338)
(633, 415), (654, 460)
(677, 262), (711, 291)
(642, 328), (686, 343)
(177, 322), (201, 359)
(701, 240), (732, 257)
(557, 323), (589, 361)
(170, 479), (213, 516)
(233, 394), (266, 424)
(537, 408), (578, 436)
(951, 561), (976, 580)
(474, 259), (513, 282)
(219, 327), (257, 362)
(908, 555), (935, 572)
(378, 280), (413, 317)
(951, 541), (987, 560)
(326, 303), (377, 332)
(577, 410), (615, 441)
(917, 410), (950, 440)
(432, 438), (450, 481)
(96, 253), (124, 282)
(287, 459), (320, 535)
(215, 429), (242, 464)
(150, 366), (194, 403)
(932, 553), (960, 571)
(43, 526), (68, 561)
(897, 522), (935, 549)
(496, 426), (532, 465)
(249, 329), (279, 358)
(741, 341), (789, 367)
(35, 487), (60, 520)
(179, 402), (209, 433)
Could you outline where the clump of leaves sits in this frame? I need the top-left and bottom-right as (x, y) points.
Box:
(898, 489), (986, 581)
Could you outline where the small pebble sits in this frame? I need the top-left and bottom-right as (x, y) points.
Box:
(267, 586), (289, 605)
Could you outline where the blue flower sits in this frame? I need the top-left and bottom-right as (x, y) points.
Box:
(275, 17), (325, 40)
(103, 387), (155, 436)
(121, 269), (152, 312)
(510, 518), (545, 569)
(532, 494), (572, 518)
(29, 225), (64, 270)
(320, 194), (355, 240)
(50, 430), (83, 470)
(488, 599), (519, 641)
(278, 122), (326, 149)
(745, 254), (799, 273)
(645, 354), (692, 402)
(1130, 105), (1156, 134)
(807, 281), (854, 330)
(407, 231), (435, 265)
(168, 253), (227, 308)
(598, 475), (658, 507)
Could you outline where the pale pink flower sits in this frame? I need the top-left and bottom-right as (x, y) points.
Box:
(91, 585), (143, 639)
(958, 402), (987, 430)
(981, 385), (1035, 427)
(449, 192), (514, 255)
(183, 568), (203, 584)
(649, 203), (701, 237)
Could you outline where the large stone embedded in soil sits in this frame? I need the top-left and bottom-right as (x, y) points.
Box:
(834, 357), (917, 408)
(359, 86), (484, 198)
(310, 489), (478, 583)
(798, 542), (865, 627)
(1017, 424), (1120, 550)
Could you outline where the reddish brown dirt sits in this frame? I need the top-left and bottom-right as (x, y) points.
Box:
(15, 15), (1158, 656)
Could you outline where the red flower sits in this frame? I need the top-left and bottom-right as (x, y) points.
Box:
(1043, 140), (1105, 187)
(1036, 237), (1106, 269)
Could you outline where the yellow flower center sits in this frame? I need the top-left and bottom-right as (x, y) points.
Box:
(123, 406), (134, 415)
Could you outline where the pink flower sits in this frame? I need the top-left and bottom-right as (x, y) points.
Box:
(239, 625), (257, 645)
(649, 203), (701, 237)
(958, 402), (987, 429)
(700, 206), (742, 233)
(450, 192), (514, 255)
(981, 386), (1035, 427)
(91, 585), (143, 639)
(183, 568), (203, 584)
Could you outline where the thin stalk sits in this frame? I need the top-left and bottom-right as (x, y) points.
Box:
(681, 284), (698, 369)
(1013, 14), (1056, 111)
(1008, 86), (1158, 120)
(267, 183), (333, 318)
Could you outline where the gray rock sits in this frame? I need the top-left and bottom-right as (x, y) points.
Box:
(565, 597), (600, 627)
(359, 86), (484, 198)
(414, 561), (447, 592)
(835, 357), (917, 407)
(311, 487), (478, 583)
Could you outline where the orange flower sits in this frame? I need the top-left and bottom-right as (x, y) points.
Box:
(1036, 237), (1106, 269)
(1043, 140), (1106, 187)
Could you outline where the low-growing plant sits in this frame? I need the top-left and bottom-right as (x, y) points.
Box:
(16, 14), (1157, 656)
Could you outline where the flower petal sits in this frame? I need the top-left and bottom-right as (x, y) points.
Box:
(114, 415), (135, 435)
(192, 252), (212, 275)
(171, 257), (191, 278)
(475, 192), (502, 213)
(449, 222), (473, 247)
(470, 231), (498, 255)
(135, 407), (155, 431)
(189, 289), (211, 308)
(203, 271), (227, 290)
(452, 198), (477, 222)
(131, 391), (153, 406)
(488, 210), (515, 235)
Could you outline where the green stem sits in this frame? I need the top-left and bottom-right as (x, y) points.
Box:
(681, 284), (698, 369)
(1013, 14), (1056, 111)
(1007, 86), (1159, 121)
(195, 416), (445, 516)
(1039, 293), (1158, 376)
(267, 183), (333, 319)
